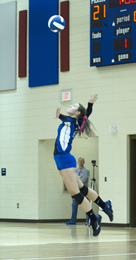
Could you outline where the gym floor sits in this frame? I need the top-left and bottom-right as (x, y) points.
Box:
(0, 222), (136, 260)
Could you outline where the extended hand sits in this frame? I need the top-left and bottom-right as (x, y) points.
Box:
(55, 107), (61, 118)
(89, 94), (98, 103)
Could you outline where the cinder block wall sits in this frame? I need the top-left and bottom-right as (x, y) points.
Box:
(0, 0), (135, 224)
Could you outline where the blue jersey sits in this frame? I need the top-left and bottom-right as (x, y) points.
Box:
(54, 103), (93, 155)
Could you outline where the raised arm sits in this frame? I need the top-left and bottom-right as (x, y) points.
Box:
(86, 94), (98, 118)
(88, 94), (98, 104)
(55, 107), (61, 118)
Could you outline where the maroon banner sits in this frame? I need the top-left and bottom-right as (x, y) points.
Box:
(60, 1), (69, 72)
(19, 10), (27, 77)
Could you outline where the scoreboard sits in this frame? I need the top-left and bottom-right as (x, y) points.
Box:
(90, 0), (136, 67)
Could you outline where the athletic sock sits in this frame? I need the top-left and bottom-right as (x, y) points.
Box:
(94, 196), (105, 210)
(86, 209), (96, 222)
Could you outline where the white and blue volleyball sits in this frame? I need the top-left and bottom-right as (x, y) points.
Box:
(48, 15), (65, 32)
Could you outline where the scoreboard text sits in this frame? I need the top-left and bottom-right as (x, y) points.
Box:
(90, 0), (136, 66)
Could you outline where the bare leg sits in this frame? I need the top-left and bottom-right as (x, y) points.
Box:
(75, 174), (98, 201)
(59, 168), (92, 213)
(75, 173), (113, 222)
(59, 168), (102, 236)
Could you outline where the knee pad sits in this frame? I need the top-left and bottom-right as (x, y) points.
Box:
(80, 185), (88, 196)
(72, 192), (84, 205)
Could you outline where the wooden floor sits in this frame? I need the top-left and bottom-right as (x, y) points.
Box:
(0, 222), (136, 260)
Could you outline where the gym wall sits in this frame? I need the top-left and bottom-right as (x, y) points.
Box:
(0, 0), (135, 224)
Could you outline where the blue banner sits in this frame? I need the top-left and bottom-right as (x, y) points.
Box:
(29, 0), (58, 87)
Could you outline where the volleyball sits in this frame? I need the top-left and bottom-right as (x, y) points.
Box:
(48, 15), (65, 32)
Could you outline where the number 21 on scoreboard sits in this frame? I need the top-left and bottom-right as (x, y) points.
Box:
(92, 5), (136, 22)
(92, 4), (106, 21)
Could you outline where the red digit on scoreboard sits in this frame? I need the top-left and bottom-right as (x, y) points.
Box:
(125, 38), (127, 48)
(120, 0), (136, 4)
(125, 0), (131, 4)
